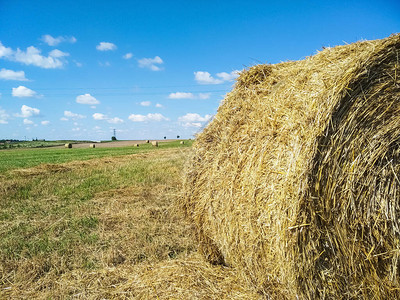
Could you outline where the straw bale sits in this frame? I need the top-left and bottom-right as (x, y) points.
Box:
(152, 141), (158, 147)
(180, 141), (185, 145)
(65, 143), (72, 148)
(134, 143), (139, 147)
(89, 144), (96, 148)
(146, 140), (150, 143)
(182, 34), (400, 298)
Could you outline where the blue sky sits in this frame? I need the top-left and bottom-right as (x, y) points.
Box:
(0, 0), (399, 140)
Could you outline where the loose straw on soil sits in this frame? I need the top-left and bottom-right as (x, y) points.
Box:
(182, 34), (400, 299)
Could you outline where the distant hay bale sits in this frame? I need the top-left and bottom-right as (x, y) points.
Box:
(146, 140), (150, 143)
(182, 34), (400, 299)
(134, 143), (139, 147)
(89, 144), (96, 148)
(151, 141), (158, 147)
(180, 141), (185, 145)
(64, 143), (72, 148)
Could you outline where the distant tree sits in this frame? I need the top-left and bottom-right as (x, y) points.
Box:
(111, 136), (117, 141)
(177, 135), (180, 139)
(164, 136), (166, 139)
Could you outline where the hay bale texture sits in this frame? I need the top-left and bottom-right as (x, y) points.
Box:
(182, 34), (400, 299)
(64, 143), (72, 148)
(152, 141), (159, 147)
(89, 144), (96, 148)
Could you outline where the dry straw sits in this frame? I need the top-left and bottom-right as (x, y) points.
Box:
(152, 141), (159, 147)
(89, 144), (96, 148)
(146, 140), (150, 143)
(180, 141), (185, 145)
(182, 34), (400, 299)
(134, 143), (139, 147)
(64, 143), (72, 148)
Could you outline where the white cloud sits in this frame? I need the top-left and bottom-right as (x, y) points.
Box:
(0, 68), (28, 81)
(216, 71), (240, 81)
(41, 35), (77, 46)
(12, 86), (37, 98)
(140, 101), (151, 106)
(49, 49), (69, 58)
(123, 52), (133, 59)
(0, 42), (13, 58)
(0, 107), (10, 124)
(76, 93), (100, 105)
(92, 113), (107, 120)
(41, 120), (50, 125)
(194, 71), (222, 84)
(147, 113), (168, 121)
(138, 56), (163, 71)
(23, 119), (34, 125)
(198, 93), (211, 99)
(72, 127), (80, 132)
(16, 105), (40, 118)
(178, 113), (212, 123)
(194, 70), (240, 84)
(128, 113), (169, 122)
(0, 42), (69, 68)
(168, 92), (210, 100)
(168, 92), (194, 99)
(107, 117), (124, 124)
(182, 122), (202, 128)
(13, 46), (68, 69)
(155, 103), (163, 108)
(64, 110), (86, 120)
(93, 113), (123, 124)
(42, 35), (61, 46)
(96, 42), (117, 51)
(60, 117), (68, 121)
(128, 114), (146, 122)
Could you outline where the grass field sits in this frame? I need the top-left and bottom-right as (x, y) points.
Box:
(0, 141), (259, 299)
(0, 140), (192, 172)
(0, 140), (90, 150)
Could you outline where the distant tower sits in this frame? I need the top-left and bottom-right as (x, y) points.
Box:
(111, 129), (117, 141)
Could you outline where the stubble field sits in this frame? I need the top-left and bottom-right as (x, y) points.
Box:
(0, 140), (259, 299)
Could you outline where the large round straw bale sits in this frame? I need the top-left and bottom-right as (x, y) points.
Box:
(146, 140), (150, 143)
(134, 143), (139, 147)
(152, 141), (158, 147)
(182, 34), (400, 299)
(65, 143), (72, 148)
(89, 144), (96, 148)
(180, 141), (185, 145)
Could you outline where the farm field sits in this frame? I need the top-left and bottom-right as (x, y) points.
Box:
(0, 141), (258, 299)
(0, 140), (190, 173)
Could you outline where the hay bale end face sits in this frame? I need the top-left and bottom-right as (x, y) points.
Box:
(182, 34), (400, 299)
(180, 141), (185, 145)
(89, 144), (96, 148)
(64, 143), (72, 148)
(151, 141), (158, 147)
